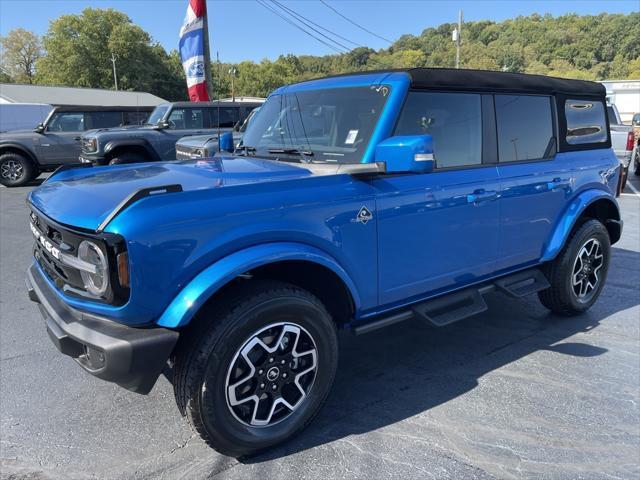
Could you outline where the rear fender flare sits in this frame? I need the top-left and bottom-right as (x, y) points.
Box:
(156, 242), (361, 329)
(541, 189), (621, 262)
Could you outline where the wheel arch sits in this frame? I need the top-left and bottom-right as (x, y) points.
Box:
(541, 190), (622, 262)
(104, 139), (159, 162)
(156, 242), (360, 329)
(0, 144), (39, 167)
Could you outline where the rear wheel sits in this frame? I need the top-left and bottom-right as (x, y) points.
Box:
(172, 280), (338, 457)
(539, 219), (610, 315)
(0, 152), (35, 187)
(108, 151), (149, 165)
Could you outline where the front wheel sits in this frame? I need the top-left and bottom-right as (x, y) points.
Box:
(539, 219), (611, 315)
(0, 152), (35, 187)
(172, 280), (338, 457)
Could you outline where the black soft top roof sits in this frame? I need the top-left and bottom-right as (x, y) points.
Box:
(405, 68), (605, 96)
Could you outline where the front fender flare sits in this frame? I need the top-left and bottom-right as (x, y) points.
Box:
(104, 138), (160, 161)
(156, 242), (361, 329)
(541, 189), (620, 262)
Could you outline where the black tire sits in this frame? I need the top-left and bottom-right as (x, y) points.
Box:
(0, 152), (35, 187)
(108, 151), (149, 165)
(538, 219), (610, 316)
(172, 280), (338, 457)
(634, 152), (640, 176)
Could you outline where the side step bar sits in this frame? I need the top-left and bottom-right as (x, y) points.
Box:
(352, 267), (549, 335)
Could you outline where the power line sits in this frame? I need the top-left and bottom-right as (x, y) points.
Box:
(269, 0), (353, 52)
(255, 0), (348, 55)
(270, 0), (361, 49)
(319, 0), (393, 44)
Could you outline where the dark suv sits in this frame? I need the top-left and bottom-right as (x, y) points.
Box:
(80, 101), (261, 166)
(0, 106), (152, 187)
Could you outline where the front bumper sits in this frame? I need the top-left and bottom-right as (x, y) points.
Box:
(26, 263), (179, 394)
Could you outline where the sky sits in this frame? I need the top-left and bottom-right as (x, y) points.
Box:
(0, 0), (637, 63)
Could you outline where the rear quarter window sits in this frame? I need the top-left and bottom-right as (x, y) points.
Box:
(566, 100), (607, 145)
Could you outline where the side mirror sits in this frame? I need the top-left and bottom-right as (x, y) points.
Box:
(34, 123), (45, 133)
(374, 135), (435, 174)
(219, 132), (234, 153)
(633, 115), (640, 126)
(154, 120), (170, 130)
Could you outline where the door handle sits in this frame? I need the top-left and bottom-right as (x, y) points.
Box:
(74, 137), (81, 141)
(467, 189), (498, 204)
(547, 178), (571, 191)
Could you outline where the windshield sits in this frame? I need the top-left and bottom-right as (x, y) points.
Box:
(241, 85), (390, 163)
(147, 105), (170, 125)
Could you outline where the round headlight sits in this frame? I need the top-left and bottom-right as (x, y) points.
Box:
(78, 240), (109, 297)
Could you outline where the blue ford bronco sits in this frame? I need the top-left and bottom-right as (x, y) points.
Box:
(26, 68), (622, 456)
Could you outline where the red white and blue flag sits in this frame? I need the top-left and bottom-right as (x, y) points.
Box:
(179, 0), (210, 101)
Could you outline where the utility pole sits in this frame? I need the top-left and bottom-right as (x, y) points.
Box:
(110, 52), (118, 91)
(453, 10), (463, 69)
(228, 67), (237, 102)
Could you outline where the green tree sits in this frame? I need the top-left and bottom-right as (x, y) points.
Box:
(36, 8), (185, 100)
(0, 28), (42, 84)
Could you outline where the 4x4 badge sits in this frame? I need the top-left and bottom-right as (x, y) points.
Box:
(355, 206), (373, 224)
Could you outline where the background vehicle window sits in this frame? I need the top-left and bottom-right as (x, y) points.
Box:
(495, 95), (554, 162)
(606, 105), (619, 125)
(47, 112), (84, 132)
(86, 111), (123, 129)
(167, 108), (205, 129)
(123, 111), (148, 126)
(566, 100), (608, 144)
(210, 107), (239, 128)
(395, 91), (482, 168)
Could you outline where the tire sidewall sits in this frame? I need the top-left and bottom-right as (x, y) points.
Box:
(195, 295), (337, 454)
(561, 221), (610, 311)
(0, 153), (33, 187)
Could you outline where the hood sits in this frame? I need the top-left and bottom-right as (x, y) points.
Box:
(28, 157), (315, 231)
(84, 125), (155, 137)
(176, 134), (219, 149)
(0, 129), (39, 138)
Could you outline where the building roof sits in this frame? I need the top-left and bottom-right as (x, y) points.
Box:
(0, 83), (167, 107)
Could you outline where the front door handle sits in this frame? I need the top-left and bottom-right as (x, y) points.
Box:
(467, 189), (498, 204)
(547, 177), (571, 191)
(74, 137), (81, 141)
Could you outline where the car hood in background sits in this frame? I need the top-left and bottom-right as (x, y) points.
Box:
(28, 156), (315, 231)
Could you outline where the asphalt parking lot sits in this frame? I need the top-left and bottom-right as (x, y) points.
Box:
(1, 175), (639, 480)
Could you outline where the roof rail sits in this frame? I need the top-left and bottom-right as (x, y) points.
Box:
(96, 184), (183, 233)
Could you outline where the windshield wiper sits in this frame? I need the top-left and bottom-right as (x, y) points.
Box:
(268, 148), (314, 157)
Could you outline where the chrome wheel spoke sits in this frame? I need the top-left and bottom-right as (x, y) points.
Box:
(225, 322), (318, 427)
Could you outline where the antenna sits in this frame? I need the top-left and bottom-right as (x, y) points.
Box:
(110, 53), (118, 90)
(217, 51), (221, 144)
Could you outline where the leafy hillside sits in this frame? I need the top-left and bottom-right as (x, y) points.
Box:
(221, 12), (640, 98)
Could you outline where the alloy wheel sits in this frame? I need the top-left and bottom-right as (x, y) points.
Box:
(0, 160), (23, 181)
(571, 238), (604, 301)
(224, 322), (318, 427)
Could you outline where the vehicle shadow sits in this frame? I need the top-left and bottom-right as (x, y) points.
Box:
(240, 246), (639, 464)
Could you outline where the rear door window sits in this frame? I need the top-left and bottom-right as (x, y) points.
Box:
(210, 107), (239, 128)
(86, 111), (123, 129)
(566, 100), (608, 145)
(495, 95), (555, 162)
(394, 91), (482, 168)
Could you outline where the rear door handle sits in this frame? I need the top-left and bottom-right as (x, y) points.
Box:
(467, 189), (498, 204)
(547, 178), (571, 190)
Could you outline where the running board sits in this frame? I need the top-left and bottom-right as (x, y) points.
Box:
(412, 288), (488, 327)
(494, 268), (549, 298)
(351, 268), (549, 335)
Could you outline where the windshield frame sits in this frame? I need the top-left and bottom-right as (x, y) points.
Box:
(146, 105), (171, 126)
(239, 84), (392, 164)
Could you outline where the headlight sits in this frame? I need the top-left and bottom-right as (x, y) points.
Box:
(192, 149), (204, 158)
(78, 240), (109, 297)
(83, 137), (98, 152)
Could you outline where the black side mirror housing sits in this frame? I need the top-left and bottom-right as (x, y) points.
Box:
(34, 123), (45, 133)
